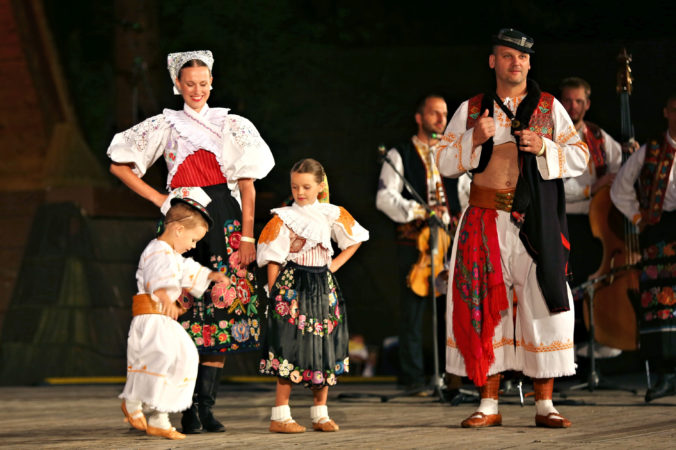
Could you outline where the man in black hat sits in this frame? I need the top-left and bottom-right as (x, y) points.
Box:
(436, 28), (590, 428)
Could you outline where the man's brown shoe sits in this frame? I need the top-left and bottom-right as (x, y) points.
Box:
(461, 412), (502, 428)
(146, 425), (186, 440)
(535, 413), (571, 428)
(270, 419), (306, 433)
(312, 419), (339, 432)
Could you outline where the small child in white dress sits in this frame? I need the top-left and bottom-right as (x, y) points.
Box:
(257, 158), (369, 433)
(119, 187), (228, 440)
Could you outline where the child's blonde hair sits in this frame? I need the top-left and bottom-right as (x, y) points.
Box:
(164, 202), (209, 230)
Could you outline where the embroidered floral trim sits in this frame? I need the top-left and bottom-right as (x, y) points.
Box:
(259, 215), (284, 245)
(336, 207), (356, 235)
(121, 114), (167, 155)
(271, 266), (343, 335)
(259, 352), (349, 387)
(516, 339), (574, 353)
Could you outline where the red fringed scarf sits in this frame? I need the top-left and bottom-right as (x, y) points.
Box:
(452, 207), (509, 387)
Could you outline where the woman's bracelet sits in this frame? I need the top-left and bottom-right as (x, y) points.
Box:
(240, 236), (256, 244)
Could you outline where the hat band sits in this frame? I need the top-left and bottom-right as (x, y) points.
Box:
(497, 33), (533, 50)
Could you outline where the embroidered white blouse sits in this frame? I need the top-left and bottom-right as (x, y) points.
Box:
(436, 95), (589, 180)
(136, 239), (212, 310)
(564, 125), (623, 214)
(107, 103), (275, 201)
(257, 201), (369, 268)
(610, 132), (676, 225)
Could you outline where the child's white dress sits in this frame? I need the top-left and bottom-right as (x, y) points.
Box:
(119, 239), (212, 412)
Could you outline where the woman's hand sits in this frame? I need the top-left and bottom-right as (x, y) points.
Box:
(238, 241), (256, 268)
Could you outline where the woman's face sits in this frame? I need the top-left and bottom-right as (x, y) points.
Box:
(175, 66), (212, 112)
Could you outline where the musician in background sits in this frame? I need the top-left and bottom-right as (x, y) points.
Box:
(376, 94), (460, 393)
(559, 77), (623, 358)
(611, 94), (676, 402)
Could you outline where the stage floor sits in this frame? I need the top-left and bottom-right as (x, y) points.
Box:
(1, 374), (674, 449)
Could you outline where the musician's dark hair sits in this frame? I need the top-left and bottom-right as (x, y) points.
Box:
(666, 94), (676, 106)
(560, 77), (592, 100)
(415, 94), (446, 115)
(291, 158), (325, 184)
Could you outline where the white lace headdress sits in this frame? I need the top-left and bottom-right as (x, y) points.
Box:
(167, 50), (214, 95)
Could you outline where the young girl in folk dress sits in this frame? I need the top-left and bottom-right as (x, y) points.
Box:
(256, 158), (369, 433)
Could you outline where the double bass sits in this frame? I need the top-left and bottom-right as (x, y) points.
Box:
(584, 48), (640, 350)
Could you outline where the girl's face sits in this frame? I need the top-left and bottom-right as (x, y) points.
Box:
(175, 66), (212, 113)
(290, 171), (324, 206)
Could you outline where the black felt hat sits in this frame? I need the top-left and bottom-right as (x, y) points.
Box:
(492, 28), (535, 54)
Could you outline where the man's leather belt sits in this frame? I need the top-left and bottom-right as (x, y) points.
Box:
(469, 183), (515, 212)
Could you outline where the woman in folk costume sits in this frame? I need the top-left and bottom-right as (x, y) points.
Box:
(108, 50), (274, 434)
(120, 188), (229, 440)
(257, 159), (369, 433)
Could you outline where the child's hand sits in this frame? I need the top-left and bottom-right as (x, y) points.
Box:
(209, 271), (230, 285)
(155, 289), (181, 320)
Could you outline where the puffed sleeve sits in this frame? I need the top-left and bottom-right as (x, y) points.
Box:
(331, 207), (369, 250)
(222, 115), (275, 188)
(257, 215), (291, 267)
(535, 99), (590, 180)
(436, 101), (484, 177)
(139, 243), (183, 302)
(611, 144), (646, 225)
(180, 256), (212, 298)
(107, 114), (172, 178)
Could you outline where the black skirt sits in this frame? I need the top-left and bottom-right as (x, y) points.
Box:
(259, 262), (350, 387)
(177, 183), (261, 355)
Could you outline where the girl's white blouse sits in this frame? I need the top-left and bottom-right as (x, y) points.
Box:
(257, 201), (369, 267)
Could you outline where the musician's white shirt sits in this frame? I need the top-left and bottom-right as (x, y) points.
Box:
(611, 132), (676, 224)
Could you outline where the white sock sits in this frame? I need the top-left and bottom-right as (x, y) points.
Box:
(147, 411), (171, 429)
(310, 405), (330, 424)
(124, 399), (142, 415)
(271, 405), (292, 422)
(476, 398), (499, 416)
(535, 399), (558, 416)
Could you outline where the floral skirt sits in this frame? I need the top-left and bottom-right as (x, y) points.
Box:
(177, 184), (260, 354)
(637, 211), (676, 360)
(259, 262), (349, 387)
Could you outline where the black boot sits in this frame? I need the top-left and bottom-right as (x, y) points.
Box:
(645, 373), (676, 403)
(197, 365), (226, 432)
(181, 384), (203, 433)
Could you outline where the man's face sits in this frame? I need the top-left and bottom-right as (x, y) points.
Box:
(664, 99), (676, 134)
(560, 86), (590, 125)
(416, 97), (448, 137)
(489, 45), (531, 88)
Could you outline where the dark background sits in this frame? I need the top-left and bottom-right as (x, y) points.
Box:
(33, 0), (676, 376)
